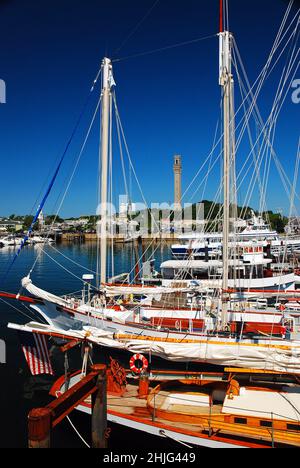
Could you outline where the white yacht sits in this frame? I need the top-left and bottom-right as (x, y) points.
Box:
(160, 245), (299, 291)
(0, 236), (24, 247)
(28, 235), (55, 245)
(171, 213), (300, 259)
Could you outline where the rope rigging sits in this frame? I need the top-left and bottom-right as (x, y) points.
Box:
(28, 92), (103, 280)
(113, 34), (217, 63)
(0, 63), (104, 288)
(182, 6), (300, 213)
(113, 0), (161, 57)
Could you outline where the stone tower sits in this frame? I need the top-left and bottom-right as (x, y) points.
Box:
(38, 210), (45, 231)
(173, 155), (182, 209)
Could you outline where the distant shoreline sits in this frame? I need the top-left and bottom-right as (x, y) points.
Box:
(61, 233), (179, 244)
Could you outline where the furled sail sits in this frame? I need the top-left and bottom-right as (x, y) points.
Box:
(103, 284), (195, 297)
(21, 276), (70, 308)
(8, 321), (300, 375)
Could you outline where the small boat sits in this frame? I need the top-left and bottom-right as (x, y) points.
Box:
(28, 235), (55, 245)
(0, 236), (24, 247)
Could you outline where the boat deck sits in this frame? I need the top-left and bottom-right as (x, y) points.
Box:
(104, 385), (300, 448)
(51, 372), (300, 448)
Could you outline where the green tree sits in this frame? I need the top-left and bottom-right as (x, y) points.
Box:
(23, 215), (34, 230)
(45, 215), (64, 225)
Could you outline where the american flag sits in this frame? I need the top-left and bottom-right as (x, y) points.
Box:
(18, 331), (54, 376)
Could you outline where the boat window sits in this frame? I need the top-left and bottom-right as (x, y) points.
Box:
(260, 420), (272, 428)
(234, 417), (247, 425)
(287, 424), (300, 432)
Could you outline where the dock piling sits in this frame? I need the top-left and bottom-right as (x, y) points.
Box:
(28, 364), (108, 448)
(28, 408), (51, 449)
(91, 364), (107, 448)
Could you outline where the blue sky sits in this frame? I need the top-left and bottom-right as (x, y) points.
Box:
(0, 0), (299, 218)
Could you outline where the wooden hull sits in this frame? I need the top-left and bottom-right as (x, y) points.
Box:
(50, 372), (300, 449)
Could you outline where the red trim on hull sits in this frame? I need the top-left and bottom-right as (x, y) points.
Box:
(0, 292), (41, 304)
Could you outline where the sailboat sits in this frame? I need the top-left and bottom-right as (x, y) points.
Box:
(4, 0), (300, 376)
(49, 364), (300, 448)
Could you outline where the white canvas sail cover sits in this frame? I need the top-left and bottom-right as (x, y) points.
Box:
(103, 285), (194, 297)
(8, 321), (300, 375)
(21, 276), (70, 308)
(118, 338), (300, 374)
(21, 276), (193, 306)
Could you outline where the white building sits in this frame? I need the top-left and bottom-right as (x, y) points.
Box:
(0, 220), (23, 232)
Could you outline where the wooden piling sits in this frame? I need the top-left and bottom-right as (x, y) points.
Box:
(28, 408), (52, 449)
(91, 364), (107, 448)
(28, 364), (108, 448)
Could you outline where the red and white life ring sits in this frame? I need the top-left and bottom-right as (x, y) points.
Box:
(129, 354), (148, 374)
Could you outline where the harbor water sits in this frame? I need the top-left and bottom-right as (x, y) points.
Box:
(0, 241), (179, 449)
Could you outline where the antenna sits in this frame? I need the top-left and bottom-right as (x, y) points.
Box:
(219, 0), (224, 33)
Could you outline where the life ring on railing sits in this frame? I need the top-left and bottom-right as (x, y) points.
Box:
(129, 354), (148, 374)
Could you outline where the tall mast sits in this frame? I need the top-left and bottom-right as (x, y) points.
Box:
(230, 76), (237, 284)
(219, 0), (233, 326)
(99, 57), (114, 286)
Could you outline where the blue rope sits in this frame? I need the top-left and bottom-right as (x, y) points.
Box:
(0, 68), (101, 288)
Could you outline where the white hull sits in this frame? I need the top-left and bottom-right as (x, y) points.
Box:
(172, 239), (300, 256)
(161, 273), (298, 290)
